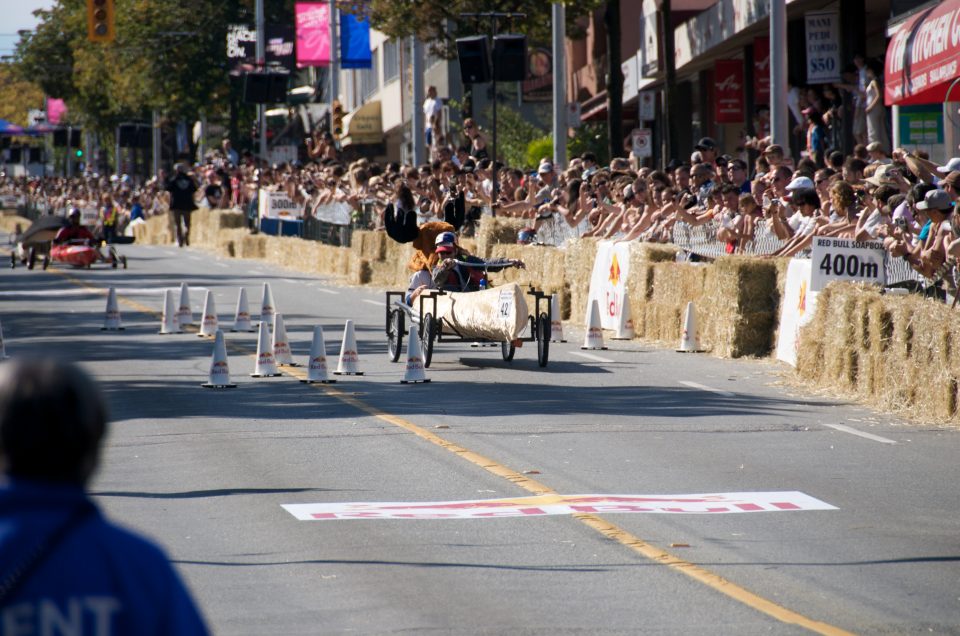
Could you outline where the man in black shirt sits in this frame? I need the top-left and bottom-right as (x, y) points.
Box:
(166, 163), (198, 247)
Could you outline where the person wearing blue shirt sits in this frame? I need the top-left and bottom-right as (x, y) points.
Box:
(0, 358), (208, 635)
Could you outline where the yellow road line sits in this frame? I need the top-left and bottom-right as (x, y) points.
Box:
(53, 269), (854, 636)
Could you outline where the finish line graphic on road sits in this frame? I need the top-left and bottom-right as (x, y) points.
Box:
(282, 492), (837, 520)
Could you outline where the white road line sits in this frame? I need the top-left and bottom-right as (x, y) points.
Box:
(362, 299), (385, 307)
(212, 262), (229, 268)
(678, 381), (735, 397)
(314, 288), (339, 295)
(282, 278), (301, 285)
(570, 351), (614, 363)
(821, 423), (897, 445)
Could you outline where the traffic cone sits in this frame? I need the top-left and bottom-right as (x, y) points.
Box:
(272, 314), (296, 366)
(101, 287), (124, 331)
(400, 324), (430, 384)
(177, 282), (193, 326)
(300, 326), (336, 384)
(0, 319), (9, 360)
(201, 330), (237, 389)
(677, 301), (704, 353)
(198, 290), (219, 338)
(231, 288), (255, 332)
(250, 320), (281, 377)
(333, 319), (363, 375)
(581, 299), (607, 350)
(260, 282), (276, 327)
(612, 291), (635, 340)
(550, 294), (566, 342)
(159, 289), (182, 334)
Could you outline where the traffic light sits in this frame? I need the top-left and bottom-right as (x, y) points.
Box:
(331, 100), (344, 140)
(87, 0), (115, 43)
(75, 149), (84, 159)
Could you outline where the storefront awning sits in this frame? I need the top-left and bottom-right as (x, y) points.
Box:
(340, 100), (382, 146)
(885, 0), (960, 106)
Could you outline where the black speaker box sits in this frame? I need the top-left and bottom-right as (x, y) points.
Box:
(493, 34), (526, 82)
(118, 125), (138, 148)
(53, 130), (67, 147)
(244, 73), (271, 103)
(456, 36), (491, 84)
(268, 74), (288, 103)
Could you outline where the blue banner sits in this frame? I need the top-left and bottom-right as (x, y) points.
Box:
(339, 13), (371, 69)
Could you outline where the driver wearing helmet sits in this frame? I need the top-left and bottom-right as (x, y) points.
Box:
(53, 209), (95, 245)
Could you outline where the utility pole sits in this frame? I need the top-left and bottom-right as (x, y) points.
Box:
(552, 2), (567, 168)
(769, 0), (789, 147)
(151, 110), (161, 178)
(412, 37), (425, 165)
(255, 0), (267, 162)
(329, 0), (339, 106)
(660, 0), (678, 166)
(605, 0), (623, 161)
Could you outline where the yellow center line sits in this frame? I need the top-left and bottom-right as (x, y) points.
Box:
(53, 268), (854, 636)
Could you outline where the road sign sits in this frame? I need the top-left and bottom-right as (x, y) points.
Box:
(639, 91), (656, 121)
(810, 237), (885, 291)
(631, 128), (652, 158)
(566, 102), (581, 128)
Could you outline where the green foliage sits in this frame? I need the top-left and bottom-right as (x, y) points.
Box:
(525, 135), (553, 168)
(569, 122), (609, 165)
(477, 103), (546, 169)
(367, 0), (603, 58)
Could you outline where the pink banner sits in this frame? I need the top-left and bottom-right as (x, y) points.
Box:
(295, 2), (330, 67)
(46, 98), (67, 125)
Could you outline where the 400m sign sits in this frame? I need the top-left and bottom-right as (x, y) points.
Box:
(810, 237), (886, 292)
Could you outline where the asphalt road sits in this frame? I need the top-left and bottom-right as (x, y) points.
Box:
(1, 239), (958, 635)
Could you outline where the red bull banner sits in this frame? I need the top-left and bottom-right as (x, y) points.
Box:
(754, 37), (770, 104)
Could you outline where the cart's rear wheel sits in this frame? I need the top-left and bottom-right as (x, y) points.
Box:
(121, 255), (128, 269)
(10, 252), (15, 269)
(387, 308), (404, 362)
(27, 248), (36, 270)
(536, 311), (550, 367)
(42, 255), (50, 270)
(501, 340), (516, 361)
(420, 313), (436, 368)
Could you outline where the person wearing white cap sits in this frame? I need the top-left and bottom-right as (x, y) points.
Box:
(784, 176), (815, 192)
(937, 157), (960, 176)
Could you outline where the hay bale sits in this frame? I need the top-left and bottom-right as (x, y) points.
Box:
(0, 215), (29, 234)
(702, 257), (779, 358)
(475, 218), (524, 257)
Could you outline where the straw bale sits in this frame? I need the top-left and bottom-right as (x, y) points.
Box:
(701, 257), (779, 357)
(476, 218), (524, 258)
(0, 215), (29, 234)
(239, 235), (267, 259)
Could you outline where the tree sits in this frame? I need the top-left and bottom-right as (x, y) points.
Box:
(0, 64), (45, 127)
(367, 0), (603, 58)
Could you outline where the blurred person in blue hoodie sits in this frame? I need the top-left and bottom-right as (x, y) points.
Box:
(0, 357), (208, 635)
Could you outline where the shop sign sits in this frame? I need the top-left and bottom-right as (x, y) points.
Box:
(714, 60), (745, 123)
(805, 11), (842, 83)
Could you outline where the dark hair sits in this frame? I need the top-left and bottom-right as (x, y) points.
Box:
(843, 157), (867, 174)
(873, 185), (899, 206)
(792, 189), (821, 209)
(395, 182), (416, 212)
(828, 151), (844, 169)
(908, 182), (937, 207)
(0, 358), (107, 484)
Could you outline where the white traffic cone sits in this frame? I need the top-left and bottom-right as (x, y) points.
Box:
(250, 320), (281, 377)
(159, 289), (182, 334)
(272, 314), (296, 366)
(198, 290), (219, 338)
(0, 319), (9, 360)
(677, 301), (704, 353)
(581, 299), (607, 350)
(260, 282), (276, 327)
(333, 319), (363, 375)
(101, 287), (124, 331)
(177, 282), (193, 326)
(550, 294), (566, 343)
(201, 330), (237, 389)
(231, 288), (255, 332)
(400, 324), (431, 384)
(300, 326), (336, 384)
(612, 291), (635, 340)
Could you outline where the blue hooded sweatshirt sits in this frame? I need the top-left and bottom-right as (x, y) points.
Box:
(0, 478), (208, 635)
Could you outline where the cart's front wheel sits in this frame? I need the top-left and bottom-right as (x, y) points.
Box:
(420, 313), (436, 368)
(27, 248), (36, 270)
(501, 340), (516, 361)
(536, 312), (550, 367)
(42, 255), (50, 270)
(387, 308), (404, 362)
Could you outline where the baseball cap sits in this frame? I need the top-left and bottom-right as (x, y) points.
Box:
(435, 231), (457, 251)
(916, 189), (954, 211)
(695, 137), (717, 150)
(937, 157), (960, 173)
(538, 162), (554, 175)
(785, 176), (814, 191)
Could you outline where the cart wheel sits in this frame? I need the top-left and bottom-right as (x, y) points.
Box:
(536, 312), (550, 367)
(27, 248), (36, 270)
(387, 308), (404, 362)
(10, 252), (15, 269)
(501, 340), (516, 361)
(121, 255), (128, 269)
(42, 255), (50, 270)
(420, 313), (436, 368)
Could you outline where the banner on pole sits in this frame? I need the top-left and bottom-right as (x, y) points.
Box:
(753, 37), (770, 104)
(714, 59), (745, 123)
(295, 2), (331, 67)
(339, 12), (371, 69)
(587, 241), (632, 329)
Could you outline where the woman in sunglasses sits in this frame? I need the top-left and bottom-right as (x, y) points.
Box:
(462, 118), (489, 160)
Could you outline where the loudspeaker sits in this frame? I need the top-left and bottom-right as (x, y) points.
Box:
(70, 129), (82, 147)
(8, 147), (21, 163)
(118, 125), (138, 148)
(244, 73), (270, 103)
(493, 34), (526, 82)
(267, 74), (288, 103)
(244, 73), (288, 103)
(28, 147), (43, 163)
(53, 130), (67, 147)
(456, 36), (491, 84)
